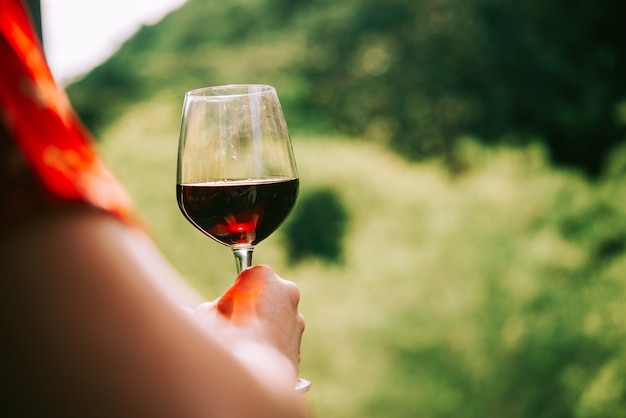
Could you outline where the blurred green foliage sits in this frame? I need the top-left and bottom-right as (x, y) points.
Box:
(99, 100), (626, 416)
(67, 0), (626, 176)
(65, 0), (626, 416)
(289, 0), (626, 176)
(283, 187), (349, 265)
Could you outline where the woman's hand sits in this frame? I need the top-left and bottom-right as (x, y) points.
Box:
(2, 212), (309, 417)
(193, 265), (305, 385)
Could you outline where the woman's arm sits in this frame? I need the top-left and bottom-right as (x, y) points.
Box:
(0, 208), (308, 417)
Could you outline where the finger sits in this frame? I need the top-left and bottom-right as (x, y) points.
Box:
(278, 277), (301, 307)
(216, 265), (270, 320)
(297, 312), (305, 335)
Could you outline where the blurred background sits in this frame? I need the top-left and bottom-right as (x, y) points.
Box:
(35, 0), (626, 416)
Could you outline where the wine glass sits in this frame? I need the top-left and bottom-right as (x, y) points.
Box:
(176, 84), (310, 393)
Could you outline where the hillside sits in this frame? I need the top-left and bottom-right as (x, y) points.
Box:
(97, 92), (626, 417)
(66, 0), (309, 137)
(68, 1), (626, 416)
(67, 0), (626, 176)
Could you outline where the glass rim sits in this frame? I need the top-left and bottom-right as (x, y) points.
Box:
(185, 84), (276, 100)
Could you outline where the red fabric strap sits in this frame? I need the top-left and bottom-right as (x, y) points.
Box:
(0, 0), (133, 221)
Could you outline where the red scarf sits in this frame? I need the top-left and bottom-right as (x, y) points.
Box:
(0, 0), (133, 221)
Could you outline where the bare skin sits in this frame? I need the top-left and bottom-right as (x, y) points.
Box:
(0, 208), (308, 417)
(0, 119), (308, 416)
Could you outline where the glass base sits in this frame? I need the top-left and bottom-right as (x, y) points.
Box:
(295, 377), (311, 394)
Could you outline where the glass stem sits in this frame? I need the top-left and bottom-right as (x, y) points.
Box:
(232, 246), (254, 274)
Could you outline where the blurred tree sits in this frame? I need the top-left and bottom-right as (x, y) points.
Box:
(66, 0), (626, 175)
(295, 0), (626, 176)
(473, 0), (626, 176)
(66, 56), (144, 133)
(283, 187), (349, 265)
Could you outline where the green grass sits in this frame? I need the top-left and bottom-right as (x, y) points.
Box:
(98, 94), (626, 418)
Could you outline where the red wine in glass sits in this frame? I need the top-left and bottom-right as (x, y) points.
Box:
(177, 178), (299, 246)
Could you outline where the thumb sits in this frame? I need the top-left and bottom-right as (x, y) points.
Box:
(217, 266), (269, 321)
